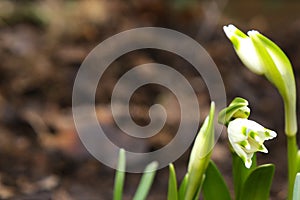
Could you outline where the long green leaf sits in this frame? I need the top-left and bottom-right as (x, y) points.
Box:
(297, 151), (300, 173)
(113, 149), (126, 200)
(193, 175), (205, 200)
(293, 173), (300, 200)
(178, 174), (188, 200)
(185, 102), (215, 199)
(203, 161), (232, 200)
(168, 164), (178, 200)
(240, 164), (275, 200)
(133, 161), (158, 200)
(232, 153), (256, 199)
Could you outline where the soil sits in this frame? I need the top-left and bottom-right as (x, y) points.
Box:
(0, 0), (300, 199)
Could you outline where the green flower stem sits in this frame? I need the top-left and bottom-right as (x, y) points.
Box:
(284, 101), (297, 137)
(286, 98), (298, 200)
(287, 135), (298, 200)
(297, 151), (300, 172)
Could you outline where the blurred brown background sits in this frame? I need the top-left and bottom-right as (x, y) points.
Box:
(0, 0), (300, 199)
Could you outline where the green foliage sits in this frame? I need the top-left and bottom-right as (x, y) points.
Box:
(133, 162), (158, 200)
(240, 164), (275, 200)
(185, 102), (215, 199)
(297, 151), (300, 172)
(202, 161), (232, 200)
(293, 173), (300, 200)
(113, 149), (126, 200)
(232, 153), (274, 200)
(193, 175), (205, 200)
(178, 174), (188, 200)
(166, 102), (217, 200)
(168, 164), (178, 200)
(232, 153), (257, 199)
(113, 149), (158, 200)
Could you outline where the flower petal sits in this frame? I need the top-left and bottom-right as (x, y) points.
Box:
(223, 25), (264, 74)
(228, 119), (248, 142)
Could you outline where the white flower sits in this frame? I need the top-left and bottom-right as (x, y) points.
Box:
(228, 118), (277, 168)
(223, 24), (297, 136)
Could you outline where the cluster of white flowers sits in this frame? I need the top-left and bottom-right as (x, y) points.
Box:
(221, 24), (288, 168)
(223, 24), (296, 137)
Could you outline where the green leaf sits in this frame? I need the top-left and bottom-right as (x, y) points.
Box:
(293, 173), (300, 200)
(185, 102), (215, 199)
(113, 149), (126, 200)
(203, 161), (232, 200)
(232, 153), (256, 199)
(168, 164), (178, 200)
(178, 174), (188, 200)
(133, 161), (158, 200)
(193, 175), (205, 200)
(297, 150), (300, 173)
(240, 164), (275, 200)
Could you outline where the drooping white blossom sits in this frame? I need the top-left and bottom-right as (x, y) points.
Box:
(228, 118), (277, 168)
